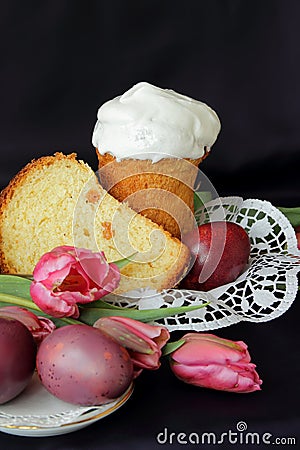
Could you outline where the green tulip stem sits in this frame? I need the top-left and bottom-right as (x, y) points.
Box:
(0, 292), (80, 326)
(0, 292), (41, 312)
(162, 339), (186, 356)
(78, 302), (210, 325)
(277, 206), (300, 228)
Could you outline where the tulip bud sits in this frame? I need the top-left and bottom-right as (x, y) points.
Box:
(94, 316), (170, 376)
(0, 306), (55, 344)
(169, 333), (262, 393)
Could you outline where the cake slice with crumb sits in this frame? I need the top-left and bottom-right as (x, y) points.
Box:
(0, 153), (190, 293)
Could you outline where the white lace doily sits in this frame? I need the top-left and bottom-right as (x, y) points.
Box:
(108, 197), (300, 332)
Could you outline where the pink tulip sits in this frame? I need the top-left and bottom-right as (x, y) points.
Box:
(0, 306), (55, 343)
(169, 333), (262, 393)
(94, 316), (170, 376)
(30, 246), (120, 319)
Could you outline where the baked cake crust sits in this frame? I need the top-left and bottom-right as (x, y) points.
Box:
(0, 153), (191, 293)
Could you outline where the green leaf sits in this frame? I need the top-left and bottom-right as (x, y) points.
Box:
(162, 339), (185, 356)
(0, 275), (32, 300)
(0, 292), (41, 312)
(277, 207), (300, 228)
(194, 191), (212, 211)
(83, 299), (126, 310)
(113, 253), (138, 269)
(78, 302), (209, 325)
(0, 276), (210, 328)
(39, 314), (80, 327)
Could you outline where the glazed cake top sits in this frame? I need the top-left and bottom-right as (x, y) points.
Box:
(92, 82), (221, 162)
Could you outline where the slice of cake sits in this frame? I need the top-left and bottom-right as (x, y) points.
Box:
(0, 153), (190, 293)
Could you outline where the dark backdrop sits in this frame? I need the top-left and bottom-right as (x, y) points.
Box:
(1, 0), (300, 204)
(0, 1), (299, 449)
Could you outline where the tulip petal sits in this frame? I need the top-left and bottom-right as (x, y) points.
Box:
(228, 362), (262, 392)
(101, 316), (170, 348)
(183, 334), (250, 359)
(33, 252), (75, 287)
(171, 363), (240, 391)
(0, 306), (42, 330)
(30, 281), (79, 318)
(51, 245), (76, 254)
(93, 263), (121, 298)
(75, 251), (109, 289)
(0, 306), (56, 343)
(94, 317), (155, 354)
(57, 267), (90, 293)
(33, 316), (56, 342)
(130, 349), (161, 370)
(172, 337), (249, 366)
(56, 286), (100, 304)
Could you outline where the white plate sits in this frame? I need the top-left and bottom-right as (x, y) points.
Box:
(0, 372), (133, 437)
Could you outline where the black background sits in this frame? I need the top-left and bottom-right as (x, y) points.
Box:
(0, 1), (299, 448)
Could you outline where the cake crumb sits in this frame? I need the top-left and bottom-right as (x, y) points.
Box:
(86, 189), (101, 203)
(83, 228), (90, 237)
(101, 221), (114, 240)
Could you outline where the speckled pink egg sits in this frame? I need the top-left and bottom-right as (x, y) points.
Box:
(36, 324), (133, 405)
